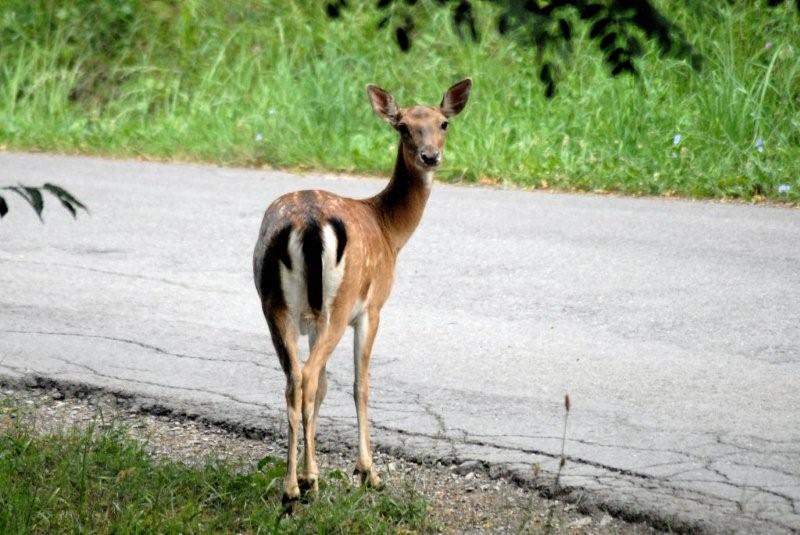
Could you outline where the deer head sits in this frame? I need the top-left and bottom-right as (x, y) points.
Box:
(367, 79), (472, 173)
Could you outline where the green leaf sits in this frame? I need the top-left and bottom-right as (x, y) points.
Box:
(42, 183), (88, 212)
(4, 186), (42, 221)
(42, 183), (88, 218)
(23, 186), (44, 221)
(327, 468), (348, 481)
(54, 195), (78, 218)
(256, 455), (280, 471)
(0, 194), (7, 218)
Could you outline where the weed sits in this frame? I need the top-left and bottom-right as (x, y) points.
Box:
(552, 393), (571, 494)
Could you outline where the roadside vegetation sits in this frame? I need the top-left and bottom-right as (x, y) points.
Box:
(0, 415), (430, 533)
(0, 1), (797, 201)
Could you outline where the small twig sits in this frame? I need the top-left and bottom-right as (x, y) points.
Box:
(552, 393), (570, 494)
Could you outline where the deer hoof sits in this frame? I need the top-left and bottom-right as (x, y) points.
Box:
(282, 479), (300, 502)
(281, 490), (299, 514)
(298, 475), (319, 496)
(355, 465), (383, 489)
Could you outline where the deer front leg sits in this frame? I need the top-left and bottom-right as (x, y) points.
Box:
(353, 309), (381, 487)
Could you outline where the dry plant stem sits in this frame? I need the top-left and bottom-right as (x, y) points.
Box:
(552, 393), (571, 494)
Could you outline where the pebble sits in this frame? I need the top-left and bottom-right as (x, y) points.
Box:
(488, 464), (504, 478)
(568, 516), (592, 529)
(454, 459), (481, 475)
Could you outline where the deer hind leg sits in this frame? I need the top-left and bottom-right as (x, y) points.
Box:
(300, 313), (349, 492)
(307, 328), (328, 419)
(298, 327), (328, 494)
(353, 308), (382, 487)
(266, 312), (302, 503)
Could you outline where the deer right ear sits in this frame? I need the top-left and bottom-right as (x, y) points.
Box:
(367, 84), (399, 125)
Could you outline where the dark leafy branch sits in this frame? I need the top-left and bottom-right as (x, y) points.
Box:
(0, 184), (88, 221)
(326, 0), (799, 97)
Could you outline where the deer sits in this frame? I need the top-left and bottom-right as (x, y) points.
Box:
(252, 78), (472, 503)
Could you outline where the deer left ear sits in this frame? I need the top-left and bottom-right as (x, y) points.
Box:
(440, 78), (472, 118)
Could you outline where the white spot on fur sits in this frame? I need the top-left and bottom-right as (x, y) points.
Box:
(423, 171), (433, 188)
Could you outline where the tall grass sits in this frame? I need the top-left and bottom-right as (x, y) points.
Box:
(0, 420), (430, 533)
(0, 1), (798, 201)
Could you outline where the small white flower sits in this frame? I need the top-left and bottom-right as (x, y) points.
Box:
(765, 41), (773, 50)
(778, 184), (790, 194)
(673, 134), (682, 146)
(255, 133), (264, 142)
(755, 137), (765, 152)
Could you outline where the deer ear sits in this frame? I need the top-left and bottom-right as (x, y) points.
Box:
(440, 78), (472, 118)
(367, 84), (399, 125)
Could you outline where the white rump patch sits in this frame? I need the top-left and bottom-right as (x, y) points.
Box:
(279, 223), (347, 332)
(320, 222), (346, 315)
(279, 229), (307, 330)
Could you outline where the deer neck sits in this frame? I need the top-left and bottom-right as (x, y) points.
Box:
(371, 143), (433, 252)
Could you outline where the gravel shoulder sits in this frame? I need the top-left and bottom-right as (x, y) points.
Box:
(1, 383), (660, 534)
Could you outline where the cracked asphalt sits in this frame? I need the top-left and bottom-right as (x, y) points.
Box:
(1, 152), (799, 533)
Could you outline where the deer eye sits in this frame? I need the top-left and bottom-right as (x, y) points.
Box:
(397, 123), (410, 137)
(441, 121), (449, 131)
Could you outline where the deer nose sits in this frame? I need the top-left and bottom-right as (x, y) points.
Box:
(420, 149), (440, 166)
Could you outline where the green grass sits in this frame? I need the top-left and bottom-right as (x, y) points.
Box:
(0, 1), (798, 201)
(0, 419), (430, 534)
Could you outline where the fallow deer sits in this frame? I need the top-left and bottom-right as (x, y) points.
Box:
(253, 79), (472, 502)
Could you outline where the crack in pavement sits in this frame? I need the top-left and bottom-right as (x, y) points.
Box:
(1, 329), (276, 370)
(460, 429), (718, 460)
(0, 256), (236, 294)
(0, 358), (268, 411)
(365, 419), (800, 531)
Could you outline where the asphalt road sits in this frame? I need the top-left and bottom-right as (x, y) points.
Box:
(1, 152), (798, 533)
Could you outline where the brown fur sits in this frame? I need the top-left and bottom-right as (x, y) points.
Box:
(253, 79), (472, 501)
